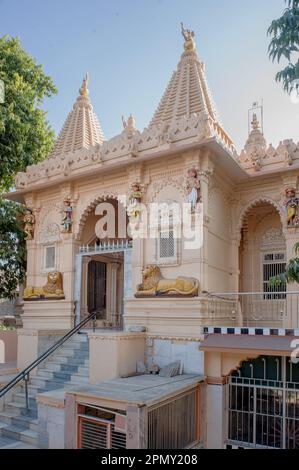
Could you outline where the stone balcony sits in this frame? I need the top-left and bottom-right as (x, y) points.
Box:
(124, 292), (299, 337)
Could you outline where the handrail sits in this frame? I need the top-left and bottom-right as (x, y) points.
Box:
(0, 310), (97, 407)
(209, 290), (299, 297)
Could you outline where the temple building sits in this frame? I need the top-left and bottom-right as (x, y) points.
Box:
(1, 25), (299, 449)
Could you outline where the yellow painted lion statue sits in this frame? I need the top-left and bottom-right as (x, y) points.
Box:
(24, 272), (65, 300)
(135, 265), (199, 297)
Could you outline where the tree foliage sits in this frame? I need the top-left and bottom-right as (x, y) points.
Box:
(270, 243), (299, 287)
(0, 200), (26, 299)
(0, 36), (57, 298)
(268, 0), (299, 93)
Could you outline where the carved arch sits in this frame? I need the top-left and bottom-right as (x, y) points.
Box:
(235, 196), (284, 242)
(148, 178), (186, 203)
(75, 190), (127, 241)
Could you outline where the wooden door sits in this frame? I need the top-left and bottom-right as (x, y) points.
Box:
(87, 261), (106, 313)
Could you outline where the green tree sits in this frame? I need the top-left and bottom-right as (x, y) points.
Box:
(268, 0), (299, 93)
(0, 36), (57, 298)
(270, 243), (299, 287)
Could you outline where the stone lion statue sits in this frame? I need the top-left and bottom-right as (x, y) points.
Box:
(24, 272), (65, 300)
(135, 265), (199, 297)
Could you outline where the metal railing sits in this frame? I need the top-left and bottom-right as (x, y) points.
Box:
(208, 292), (299, 328)
(0, 311), (98, 410)
(79, 239), (132, 254)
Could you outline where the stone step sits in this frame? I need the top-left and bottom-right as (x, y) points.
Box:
(46, 356), (89, 366)
(0, 331), (90, 448)
(54, 349), (89, 358)
(36, 369), (75, 382)
(77, 365), (89, 375)
(70, 374), (89, 384)
(29, 376), (72, 390)
(0, 410), (38, 432)
(0, 433), (38, 449)
(0, 423), (38, 446)
(4, 401), (37, 419)
(44, 362), (79, 373)
(12, 392), (37, 409)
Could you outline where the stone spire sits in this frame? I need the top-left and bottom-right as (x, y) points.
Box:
(243, 113), (266, 156)
(149, 25), (219, 128)
(49, 75), (105, 158)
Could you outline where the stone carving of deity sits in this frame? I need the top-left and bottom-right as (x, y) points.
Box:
(284, 187), (299, 227)
(61, 197), (73, 233)
(23, 208), (35, 240)
(128, 182), (143, 219)
(122, 114), (136, 138)
(185, 168), (201, 211)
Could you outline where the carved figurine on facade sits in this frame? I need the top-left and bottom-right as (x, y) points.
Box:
(284, 187), (299, 227)
(23, 208), (35, 240)
(135, 265), (199, 297)
(185, 168), (201, 210)
(127, 182), (143, 219)
(24, 272), (65, 300)
(61, 197), (73, 233)
(180, 22), (196, 52)
(122, 114), (136, 137)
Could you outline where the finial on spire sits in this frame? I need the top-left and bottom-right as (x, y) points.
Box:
(180, 22), (196, 52)
(251, 113), (260, 131)
(79, 73), (89, 97)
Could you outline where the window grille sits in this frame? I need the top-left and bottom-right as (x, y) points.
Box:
(262, 252), (286, 299)
(77, 406), (127, 449)
(148, 387), (200, 449)
(227, 356), (299, 449)
(45, 246), (55, 269)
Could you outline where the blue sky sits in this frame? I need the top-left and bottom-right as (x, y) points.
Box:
(0, 0), (298, 151)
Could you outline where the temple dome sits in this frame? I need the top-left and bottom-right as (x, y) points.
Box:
(149, 24), (219, 128)
(49, 75), (105, 159)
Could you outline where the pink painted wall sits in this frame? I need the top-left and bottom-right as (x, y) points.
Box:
(0, 330), (17, 363)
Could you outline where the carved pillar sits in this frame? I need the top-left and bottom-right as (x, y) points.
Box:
(80, 256), (91, 321)
(283, 228), (299, 328)
(199, 169), (212, 292)
(205, 376), (228, 449)
(106, 262), (120, 326)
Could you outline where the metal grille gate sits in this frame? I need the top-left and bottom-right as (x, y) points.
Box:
(227, 357), (299, 449)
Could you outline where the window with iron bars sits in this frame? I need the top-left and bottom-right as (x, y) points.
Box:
(227, 356), (299, 449)
(262, 252), (286, 299)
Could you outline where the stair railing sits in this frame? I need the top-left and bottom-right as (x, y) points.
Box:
(0, 311), (97, 410)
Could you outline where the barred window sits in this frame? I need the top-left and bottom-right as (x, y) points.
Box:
(45, 245), (55, 269)
(159, 229), (175, 259)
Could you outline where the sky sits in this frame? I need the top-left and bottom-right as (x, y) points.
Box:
(0, 0), (298, 151)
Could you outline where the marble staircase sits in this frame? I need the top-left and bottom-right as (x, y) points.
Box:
(0, 333), (89, 449)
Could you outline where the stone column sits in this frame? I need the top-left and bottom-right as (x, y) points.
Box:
(284, 228), (299, 328)
(124, 249), (133, 299)
(74, 253), (82, 326)
(126, 405), (148, 449)
(106, 262), (120, 326)
(199, 169), (212, 292)
(26, 239), (37, 287)
(205, 377), (228, 449)
(80, 256), (91, 321)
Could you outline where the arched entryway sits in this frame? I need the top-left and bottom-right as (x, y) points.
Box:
(238, 200), (286, 327)
(74, 197), (132, 328)
(227, 355), (299, 449)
